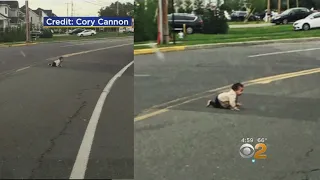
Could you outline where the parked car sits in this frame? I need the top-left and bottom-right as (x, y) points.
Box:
(69, 28), (85, 35)
(293, 12), (320, 30)
(168, 13), (203, 34)
(30, 31), (43, 37)
(230, 11), (260, 21)
(77, 30), (97, 37)
(119, 27), (134, 33)
(271, 7), (313, 25)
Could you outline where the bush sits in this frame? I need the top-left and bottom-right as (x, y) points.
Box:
(202, 9), (229, 34)
(0, 26), (26, 42)
(40, 29), (53, 38)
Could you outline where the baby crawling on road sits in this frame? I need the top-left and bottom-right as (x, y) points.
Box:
(48, 57), (64, 67)
(206, 83), (244, 111)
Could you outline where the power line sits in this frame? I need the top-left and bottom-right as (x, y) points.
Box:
(80, 0), (104, 6)
(65, 2), (70, 16)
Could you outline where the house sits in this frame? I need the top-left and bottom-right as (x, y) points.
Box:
(33, 8), (49, 26)
(0, 4), (10, 29)
(36, 8), (57, 17)
(20, 6), (57, 30)
(0, 1), (23, 29)
(20, 5), (41, 30)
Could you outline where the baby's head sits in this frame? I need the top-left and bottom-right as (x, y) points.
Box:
(231, 83), (244, 96)
(59, 57), (64, 61)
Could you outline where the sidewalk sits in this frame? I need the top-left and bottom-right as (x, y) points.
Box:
(134, 41), (183, 47)
(229, 23), (274, 28)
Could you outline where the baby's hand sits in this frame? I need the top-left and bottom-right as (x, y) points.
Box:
(232, 107), (240, 111)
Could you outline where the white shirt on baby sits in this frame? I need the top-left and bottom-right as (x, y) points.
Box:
(217, 89), (237, 108)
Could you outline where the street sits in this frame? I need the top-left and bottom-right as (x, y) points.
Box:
(134, 41), (320, 180)
(0, 37), (134, 179)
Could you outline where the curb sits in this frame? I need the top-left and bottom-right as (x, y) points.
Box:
(7, 42), (38, 47)
(134, 46), (186, 55)
(134, 37), (320, 55)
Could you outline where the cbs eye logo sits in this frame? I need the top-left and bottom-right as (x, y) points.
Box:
(239, 143), (267, 159)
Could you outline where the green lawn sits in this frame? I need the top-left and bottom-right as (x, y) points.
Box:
(134, 25), (320, 49)
(1, 32), (133, 46)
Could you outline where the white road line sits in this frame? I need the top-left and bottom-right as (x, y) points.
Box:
(69, 61), (134, 179)
(3, 43), (132, 77)
(16, 66), (30, 72)
(134, 74), (150, 77)
(60, 39), (131, 47)
(20, 51), (26, 57)
(248, 47), (320, 58)
(60, 41), (109, 47)
(63, 43), (133, 58)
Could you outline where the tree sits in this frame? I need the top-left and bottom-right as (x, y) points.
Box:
(246, 0), (265, 13)
(205, 0), (212, 9)
(168, 0), (174, 14)
(184, 0), (193, 13)
(194, 0), (205, 15)
(175, 0), (185, 13)
(298, 0), (319, 8)
(133, 0), (157, 42)
(220, 3), (232, 12)
(98, 2), (134, 16)
(224, 0), (241, 11)
(216, 0), (222, 7)
(313, 0), (320, 8)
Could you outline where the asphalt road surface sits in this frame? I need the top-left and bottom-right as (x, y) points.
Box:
(134, 41), (320, 180)
(0, 37), (134, 179)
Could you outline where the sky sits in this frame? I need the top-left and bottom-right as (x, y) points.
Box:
(16, 0), (132, 16)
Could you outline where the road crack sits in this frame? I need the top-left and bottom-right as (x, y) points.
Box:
(305, 148), (314, 157)
(294, 168), (320, 180)
(76, 85), (101, 99)
(28, 101), (87, 179)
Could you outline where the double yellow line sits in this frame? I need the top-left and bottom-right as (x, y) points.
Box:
(134, 67), (320, 122)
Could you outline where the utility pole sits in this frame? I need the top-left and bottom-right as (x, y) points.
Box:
(116, 1), (119, 15)
(278, 0), (281, 14)
(71, 0), (74, 17)
(25, 0), (30, 42)
(287, 0), (289, 9)
(66, 3), (69, 16)
(267, 0), (271, 22)
(162, 0), (169, 44)
(296, 0), (298, 7)
(66, 2), (70, 32)
(158, 0), (163, 44)
(171, 0), (175, 44)
(117, 1), (119, 35)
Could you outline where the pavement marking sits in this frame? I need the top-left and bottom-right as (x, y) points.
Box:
(70, 61), (134, 179)
(16, 66), (30, 72)
(60, 39), (130, 47)
(134, 67), (320, 122)
(135, 74), (150, 77)
(20, 51), (26, 57)
(1, 43), (133, 78)
(63, 43), (133, 58)
(248, 47), (320, 57)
